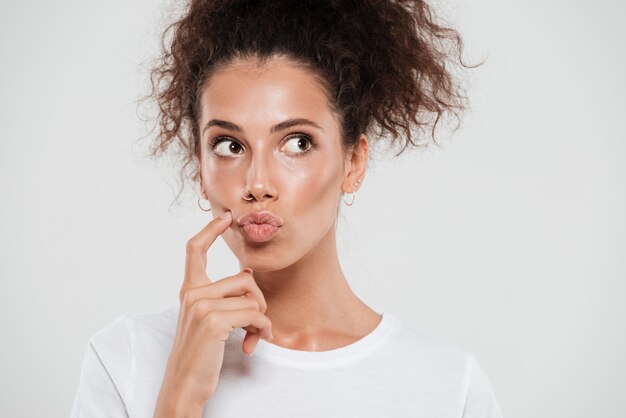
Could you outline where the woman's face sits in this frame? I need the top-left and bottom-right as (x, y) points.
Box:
(198, 55), (359, 271)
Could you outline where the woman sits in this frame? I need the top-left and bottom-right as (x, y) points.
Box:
(71, 0), (503, 417)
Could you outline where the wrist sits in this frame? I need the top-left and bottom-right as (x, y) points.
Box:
(154, 386), (209, 418)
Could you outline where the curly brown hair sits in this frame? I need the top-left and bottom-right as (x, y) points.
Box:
(136, 0), (480, 207)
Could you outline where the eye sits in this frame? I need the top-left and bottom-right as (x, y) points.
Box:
(208, 134), (317, 158)
(209, 137), (244, 157)
(282, 134), (316, 156)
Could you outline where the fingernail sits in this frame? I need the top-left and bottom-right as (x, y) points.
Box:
(241, 267), (253, 275)
(219, 211), (232, 220)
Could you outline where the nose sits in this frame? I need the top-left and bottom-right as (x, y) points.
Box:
(244, 151), (278, 203)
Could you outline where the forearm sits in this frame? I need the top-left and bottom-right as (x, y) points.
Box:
(153, 388), (207, 418)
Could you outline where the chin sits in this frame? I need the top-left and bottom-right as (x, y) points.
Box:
(237, 256), (290, 273)
(231, 245), (304, 273)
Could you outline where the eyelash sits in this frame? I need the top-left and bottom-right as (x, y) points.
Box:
(207, 133), (318, 158)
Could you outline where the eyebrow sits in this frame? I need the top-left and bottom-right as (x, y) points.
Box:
(202, 118), (324, 137)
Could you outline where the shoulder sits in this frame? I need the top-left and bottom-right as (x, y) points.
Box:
(72, 306), (178, 414)
(460, 351), (504, 417)
(385, 313), (471, 370)
(87, 305), (179, 377)
(89, 305), (178, 350)
(385, 313), (504, 417)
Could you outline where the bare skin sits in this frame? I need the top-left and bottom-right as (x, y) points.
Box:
(154, 211), (275, 417)
(198, 54), (381, 351)
(154, 54), (381, 416)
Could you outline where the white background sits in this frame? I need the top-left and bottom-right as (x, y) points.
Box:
(1, 0), (624, 417)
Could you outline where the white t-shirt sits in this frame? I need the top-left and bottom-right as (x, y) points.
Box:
(70, 306), (504, 418)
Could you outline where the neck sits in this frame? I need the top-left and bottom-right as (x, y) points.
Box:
(240, 220), (376, 347)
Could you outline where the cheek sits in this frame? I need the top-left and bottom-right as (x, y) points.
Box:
(286, 158), (342, 225)
(290, 152), (338, 190)
(201, 160), (237, 201)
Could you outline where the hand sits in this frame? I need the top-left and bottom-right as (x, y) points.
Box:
(154, 210), (273, 415)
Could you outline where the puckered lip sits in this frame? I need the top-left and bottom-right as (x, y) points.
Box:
(237, 211), (284, 227)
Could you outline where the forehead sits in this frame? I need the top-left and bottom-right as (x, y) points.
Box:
(199, 56), (336, 129)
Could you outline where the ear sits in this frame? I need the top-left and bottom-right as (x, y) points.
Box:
(341, 133), (368, 194)
(199, 173), (209, 200)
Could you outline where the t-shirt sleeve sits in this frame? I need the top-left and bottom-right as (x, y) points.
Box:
(460, 352), (504, 418)
(69, 316), (133, 418)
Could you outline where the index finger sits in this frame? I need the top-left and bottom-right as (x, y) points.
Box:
(183, 210), (233, 289)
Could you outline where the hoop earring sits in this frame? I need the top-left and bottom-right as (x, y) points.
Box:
(342, 179), (361, 206)
(241, 187), (254, 201)
(197, 194), (212, 212)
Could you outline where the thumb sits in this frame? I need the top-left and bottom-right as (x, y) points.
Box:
(242, 330), (261, 356)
